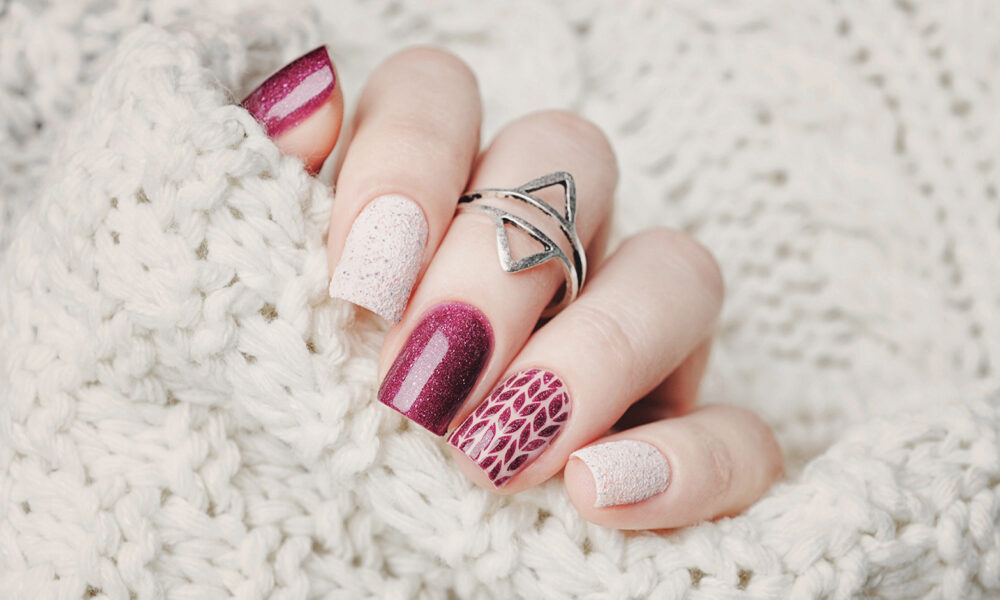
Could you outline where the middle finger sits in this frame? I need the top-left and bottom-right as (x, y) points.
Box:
(377, 110), (617, 434)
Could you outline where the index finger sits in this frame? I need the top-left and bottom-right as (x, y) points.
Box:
(327, 47), (483, 323)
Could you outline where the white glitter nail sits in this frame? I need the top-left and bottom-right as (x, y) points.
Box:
(571, 440), (670, 508)
(329, 195), (428, 323)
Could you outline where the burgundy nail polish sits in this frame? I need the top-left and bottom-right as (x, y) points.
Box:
(447, 368), (570, 487)
(378, 302), (494, 435)
(241, 46), (336, 138)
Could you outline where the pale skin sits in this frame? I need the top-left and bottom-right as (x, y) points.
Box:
(256, 46), (783, 531)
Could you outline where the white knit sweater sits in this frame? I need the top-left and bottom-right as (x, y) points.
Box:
(1, 2), (999, 599)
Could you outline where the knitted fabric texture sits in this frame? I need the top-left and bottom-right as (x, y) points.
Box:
(1, 2), (999, 599)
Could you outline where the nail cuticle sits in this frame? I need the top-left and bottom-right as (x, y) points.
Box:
(241, 45), (336, 138)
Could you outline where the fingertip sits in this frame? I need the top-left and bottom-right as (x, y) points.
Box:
(242, 45), (345, 174)
(272, 90), (344, 174)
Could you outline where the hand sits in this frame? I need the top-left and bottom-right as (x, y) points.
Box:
(241, 45), (783, 530)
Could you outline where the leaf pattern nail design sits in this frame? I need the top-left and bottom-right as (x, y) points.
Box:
(447, 368), (570, 487)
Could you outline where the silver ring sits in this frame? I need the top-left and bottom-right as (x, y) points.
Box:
(458, 172), (587, 317)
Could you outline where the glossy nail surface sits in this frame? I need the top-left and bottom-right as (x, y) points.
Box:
(241, 46), (336, 138)
(378, 302), (493, 435)
(448, 369), (570, 487)
(572, 440), (670, 507)
(329, 195), (427, 323)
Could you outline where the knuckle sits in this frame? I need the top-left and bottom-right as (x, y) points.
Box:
(535, 110), (605, 141)
(387, 117), (462, 160)
(516, 110), (616, 166)
(736, 406), (784, 484)
(570, 301), (643, 382)
(369, 47), (479, 159)
(388, 47), (478, 90)
(691, 422), (735, 493)
(632, 228), (725, 307)
(538, 110), (614, 155)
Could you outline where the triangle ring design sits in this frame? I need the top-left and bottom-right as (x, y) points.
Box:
(458, 172), (587, 317)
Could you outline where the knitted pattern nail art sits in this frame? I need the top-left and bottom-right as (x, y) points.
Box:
(449, 369), (569, 486)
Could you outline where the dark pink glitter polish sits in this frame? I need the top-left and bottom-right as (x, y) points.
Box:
(378, 302), (494, 435)
(241, 46), (336, 138)
(447, 369), (570, 487)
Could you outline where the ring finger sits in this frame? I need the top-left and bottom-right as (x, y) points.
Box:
(447, 229), (725, 490)
(377, 110), (617, 434)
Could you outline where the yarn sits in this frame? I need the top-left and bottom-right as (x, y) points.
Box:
(1, 1), (999, 598)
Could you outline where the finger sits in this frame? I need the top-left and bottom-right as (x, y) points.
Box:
(565, 405), (783, 530)
(446, 228), (723, 489)
(615, 339), (713, 430)
(651, 338), (712, 411)
(241, 46), (344, 174)
(377, 111), (617, 434)
(326, 48), (482, 323)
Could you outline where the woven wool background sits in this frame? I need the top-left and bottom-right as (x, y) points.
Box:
(2, 1), (1000, 598)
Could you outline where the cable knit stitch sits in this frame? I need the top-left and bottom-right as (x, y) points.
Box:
(1, 2), (999, 599)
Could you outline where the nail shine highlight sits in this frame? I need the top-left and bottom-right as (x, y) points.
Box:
(378, 302), (493, 435)
(241, 46), (336, 138)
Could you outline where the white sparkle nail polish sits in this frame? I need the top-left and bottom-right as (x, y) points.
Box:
(571, 440), (670, 508)
(329, 195), (428, 323)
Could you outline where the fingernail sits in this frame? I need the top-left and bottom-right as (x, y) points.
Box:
(328, 195), (428, 323)
(241, 45), (336, 138)
(378, 302), (493, 435)
(571, 440), (670, 507)
(447, 369), (570, 487)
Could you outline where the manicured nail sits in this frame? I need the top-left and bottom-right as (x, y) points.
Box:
(241, 46), (336, 138)
(571, 440), (670, 507)
(447, 369), (570, 487)
(378, 302), (493, 435)
(329, 195), (428, 323)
